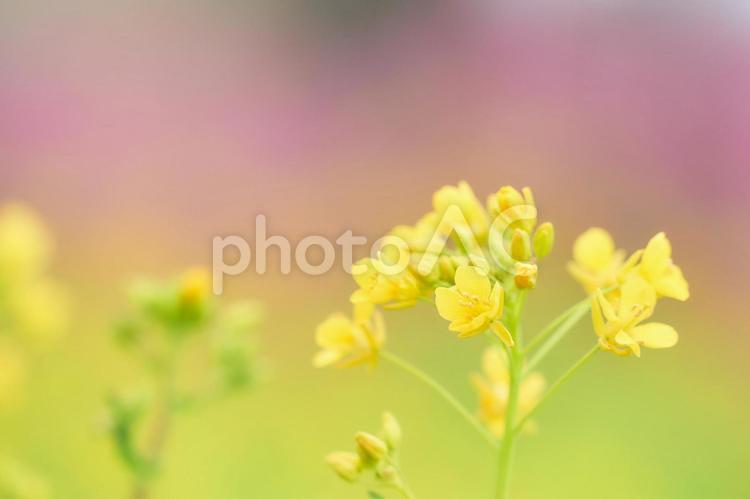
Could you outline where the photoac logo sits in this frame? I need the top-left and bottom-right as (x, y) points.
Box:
(212, 204), (540, 295)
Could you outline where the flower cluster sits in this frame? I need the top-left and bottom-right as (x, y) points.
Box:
(315, 182), (555, 365)
(104, 267), (263, 492)
(326, 413), (413, 498)
(0, 203), (69, 409)
(569, 229), (688, 356)
(315, 181), (690, 499)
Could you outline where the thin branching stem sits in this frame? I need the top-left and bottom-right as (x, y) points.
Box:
(380, 350), (497, 448)
(514, 344), (600, 435)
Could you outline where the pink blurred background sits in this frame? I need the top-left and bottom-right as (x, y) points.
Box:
(1, 1), (749, 497)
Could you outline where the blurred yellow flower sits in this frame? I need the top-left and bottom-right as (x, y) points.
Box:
(0, 203), (52, 285)
(567, 227), (626, 294)
(0, 202), (68, 350)
(5, 280), (69, 347)
(592, 275), (678, 357)
(433, 181), (489, 241)
(471, 347), (545, 437)
(351, 257), (422, 310)
(634, 232), (689, 301)
(390, 212), (440, 253)
(313, 304), (385, 368)
(435, 266), (512, 346)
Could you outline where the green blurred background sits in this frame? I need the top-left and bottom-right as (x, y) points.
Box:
(2, 1), (750, 498)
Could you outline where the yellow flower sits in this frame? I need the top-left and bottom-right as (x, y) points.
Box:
(390, 212), (440, 253)
(471, 347), (545, 437)
(633, 232), (689, 301)
(0, 203), (52, 285)
(351, 257), (422, 310)
(433, 181), (489, 241)
(313, 304), (385, 368)
(5, 279), (69, 346)
(592, 275), (678, 357)
(567, 227), (626, 294)
(435, 266), (513, 346)
(0, 203), (68, 346)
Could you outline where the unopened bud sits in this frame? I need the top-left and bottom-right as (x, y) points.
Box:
(381, 412), (402, 451)
(376, 464), (398, 484)
(497, 186), (524, 211)
(533, 222), (555, 259)
(180, 267), (211, 305)
(510, 229), (531, 262)
(355, 432), (388, 463)
(326, 452), (362, 482)
(514, 262), (538, 289)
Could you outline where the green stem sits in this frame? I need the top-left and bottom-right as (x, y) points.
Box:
(394, 479), (417, 499)
(494, 348), (522, 499)
(494, 292), (525, 499)
(524, 299), (591, 372)
(524, 297), (588, 353)
(514, 344), (600, 435)
(132, 346), (179, 499)
(380, 350), (497, 448)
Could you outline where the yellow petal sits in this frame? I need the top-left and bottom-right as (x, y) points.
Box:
(455, 315), (490, 337)
(591, 294), (607, 338)
(435, 287), (465, 322)
(629, 322), (678, 349)
(573, 228), (615, 272)
(490, 322), (514, 348)
(618, 275), (656, 318)
(488, 283), (504, 320)
(654, 264), (690, 302)
(454, 265), (491, 299)
(315, 314), (355, 348)
(614, 330), (640, 357)
(595, 289), (619, 322)
(641, 232), (670, 276)
(313, 349), (343, 368)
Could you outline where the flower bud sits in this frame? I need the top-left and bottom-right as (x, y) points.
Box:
(488, 186), (537, 233)
(326, 452), (362, 482)
(533, 222), (555, 259)
(376, 464), (398, 484)
(510, 229), (531, 262)
(355, 432), (389, 463)
(521, 187), (535, 207)
(497, 186), (525, 211)
(381, 412), (402, 451)
(180, 267), (211, 305)
(514, 262), (538, 289)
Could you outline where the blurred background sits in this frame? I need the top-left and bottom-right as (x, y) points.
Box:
(1, 0), (750, 497)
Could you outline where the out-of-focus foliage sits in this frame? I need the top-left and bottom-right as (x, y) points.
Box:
(102, 268), (264, 496)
